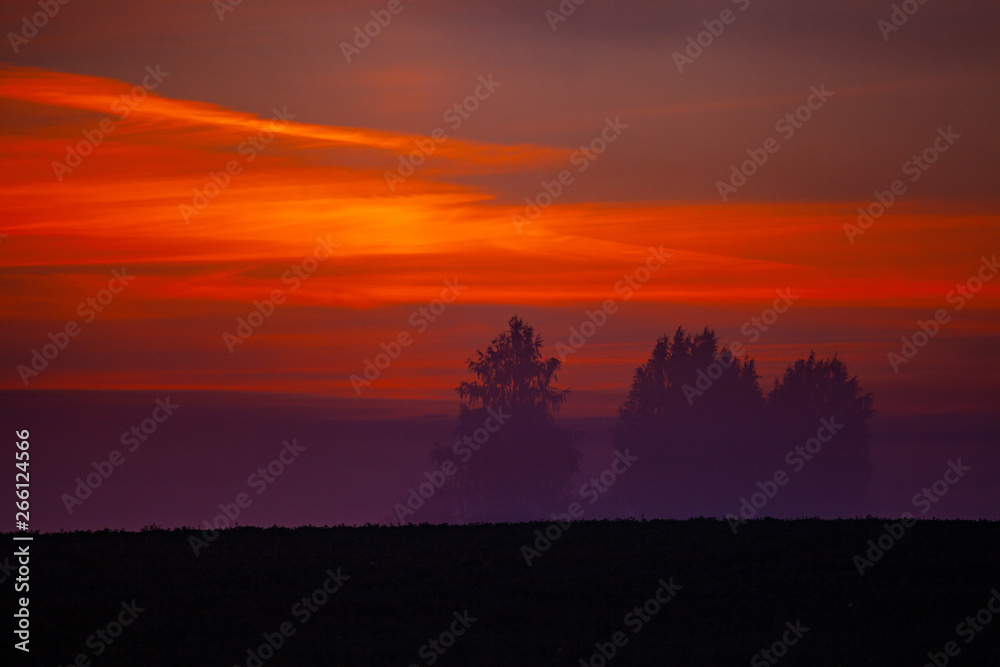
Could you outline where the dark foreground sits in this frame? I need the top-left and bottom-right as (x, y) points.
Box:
(4, 519), (1000, 666)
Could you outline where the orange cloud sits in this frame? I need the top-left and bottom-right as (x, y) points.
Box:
(1, 64), (997, 405)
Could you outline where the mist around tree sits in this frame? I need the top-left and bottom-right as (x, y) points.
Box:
(615, 327), (875, 519)
(414, 316), (582, 523)
(407, 318), (875, 523)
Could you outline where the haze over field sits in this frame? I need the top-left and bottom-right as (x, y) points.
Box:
(1, 0), (997, 530)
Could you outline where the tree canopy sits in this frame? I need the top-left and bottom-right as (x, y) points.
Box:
(457, 315), (569, 416)
(615, 327), (875, 518)
(420, 316), (581, 523)
(403, 321), (875, 523)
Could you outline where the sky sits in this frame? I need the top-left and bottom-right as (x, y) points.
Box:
(1, 0), (998, 528)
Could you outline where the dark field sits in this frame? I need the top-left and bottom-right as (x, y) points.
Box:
(5, 519), (1000, 666)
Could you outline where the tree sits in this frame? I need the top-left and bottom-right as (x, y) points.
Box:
(456, 315), (569, 416)
(425, 316), (581, 523)
(767, 352), (875, 516)
(614, 327), (765, 517)
(614, 327), (875, 519)
(618, 326), (762, 422)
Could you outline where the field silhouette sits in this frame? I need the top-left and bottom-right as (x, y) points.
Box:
(7, 520), (999, 665)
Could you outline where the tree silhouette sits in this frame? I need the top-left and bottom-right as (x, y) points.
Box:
(425, 316), (581, 522)
(767, 352), (875, 516)
(614, 327), (765, 516)
(456, 316), (568, 416)
(615, 327), (874, 518)
(618, 326), (762, 421)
